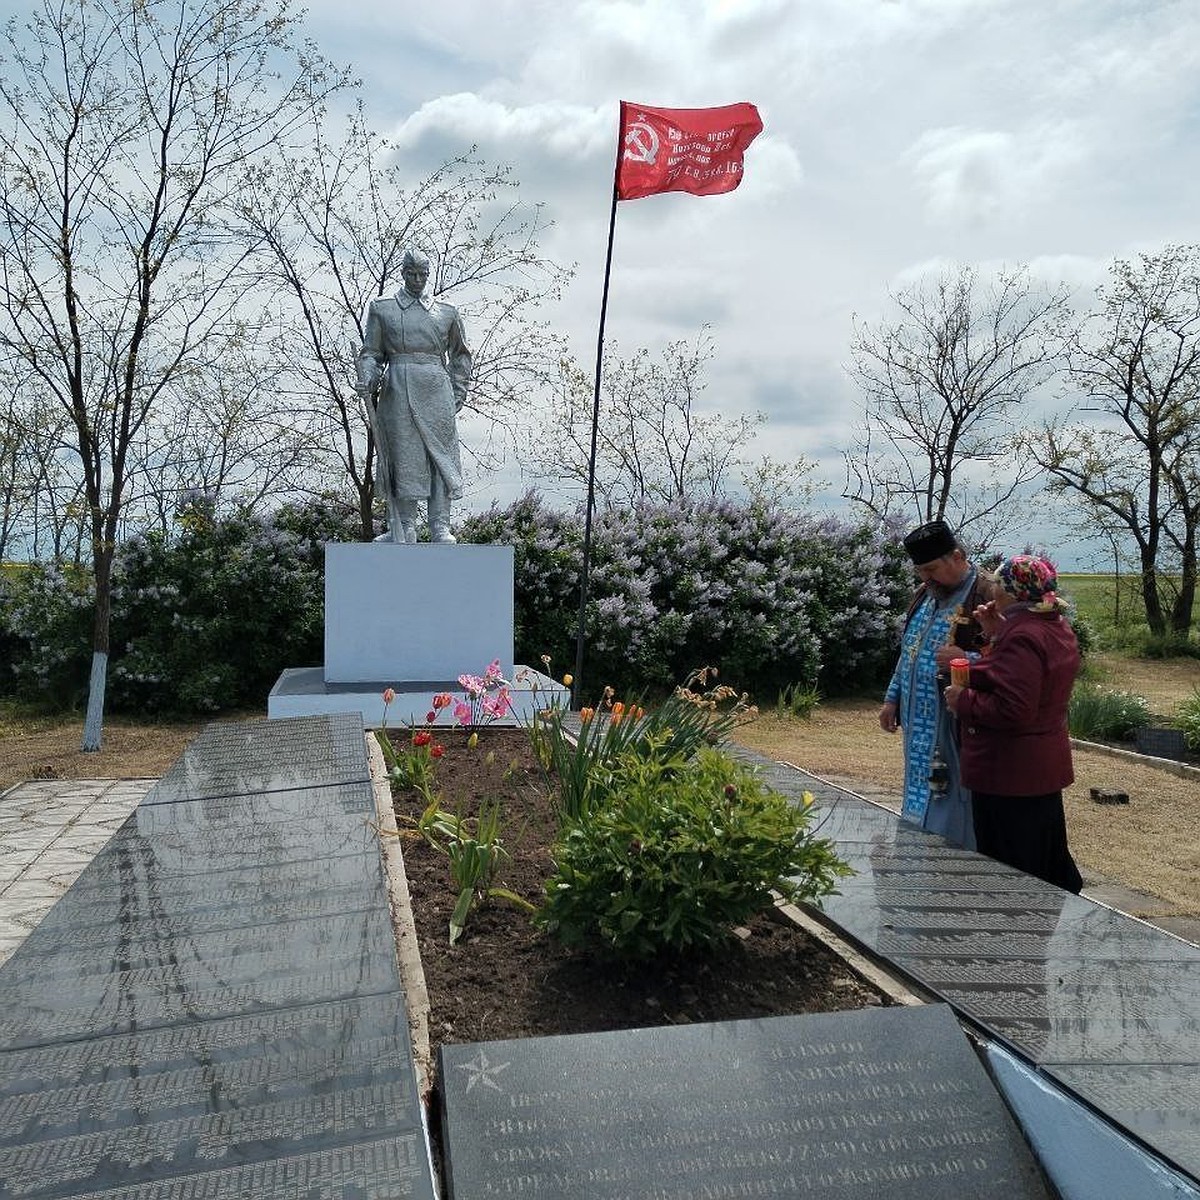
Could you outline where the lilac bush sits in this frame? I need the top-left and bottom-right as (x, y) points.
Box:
(107, 497), (325, 712)
(1, 491), (910, 714)
(0, 562), (95, 707)
(0, 496), (331, 713)
(460, 493), (911, 702)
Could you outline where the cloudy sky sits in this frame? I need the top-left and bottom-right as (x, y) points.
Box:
(310, 0), (1199, 564)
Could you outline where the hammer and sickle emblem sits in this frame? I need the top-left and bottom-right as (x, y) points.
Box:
(623, 119), (660, 165)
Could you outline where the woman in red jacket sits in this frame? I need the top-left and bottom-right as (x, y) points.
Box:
(943, 555), (1084, 893)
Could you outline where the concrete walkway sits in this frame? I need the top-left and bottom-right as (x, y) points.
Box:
(0, 778), (154, 966)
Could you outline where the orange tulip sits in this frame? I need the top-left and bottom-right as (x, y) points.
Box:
(580, 707), (595, 725)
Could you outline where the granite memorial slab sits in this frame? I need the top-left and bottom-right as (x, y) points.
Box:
(0, 960), (406, 1053)
(0, 665), (437, 1195)
(904, 976), (1200, 1065)
(0, 904), (394, 980)
(142, 713), (370, 804)
(29, 877), (375, 938)
(825, 902), (1200, 965)
(752, 757), (1200, 1187)
(0, 991), (410, 1100)
(798, 799), (910, 844)
(0, 995), (426, 1171)
(0, 1129), (433, 1199)
(46, 782), (384, 884)
(1045, 1062), (1200, 1185)
(438, 1003), (1053, 1199)
(37, 854), (384, 925)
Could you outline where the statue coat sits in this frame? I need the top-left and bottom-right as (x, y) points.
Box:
(358, 289), (472, 502)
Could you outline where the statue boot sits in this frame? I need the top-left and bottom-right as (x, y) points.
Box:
(396, 498), (419, 544)
(379, 497), (418, 544)
(429, 482), (456, 544)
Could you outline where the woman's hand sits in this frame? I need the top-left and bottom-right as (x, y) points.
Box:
(943, 683), (963, 714)
(972, 599), (1004, 639)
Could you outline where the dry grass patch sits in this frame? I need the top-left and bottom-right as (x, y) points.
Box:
(1088, 652), (1200, 718)
(0, 712), (227, 792)
(1064, 752), (1200, 916)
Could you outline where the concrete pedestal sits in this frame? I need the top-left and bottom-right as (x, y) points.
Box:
(268, 542), (566, 724)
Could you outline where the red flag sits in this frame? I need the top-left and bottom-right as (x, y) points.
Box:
(615, 101), (763, 201)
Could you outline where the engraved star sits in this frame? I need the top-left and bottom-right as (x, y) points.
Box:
(457, 1051), (511, 1093)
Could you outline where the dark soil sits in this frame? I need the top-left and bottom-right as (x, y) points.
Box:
(391, 727), (891, 1059)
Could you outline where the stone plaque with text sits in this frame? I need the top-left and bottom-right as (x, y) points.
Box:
(438, 1003), (1051, 1199)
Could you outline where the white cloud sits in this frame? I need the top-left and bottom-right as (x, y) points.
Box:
(295, 0), (1200, 567)
(392, 95), (612, 161)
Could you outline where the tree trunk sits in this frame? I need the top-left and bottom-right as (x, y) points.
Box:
(358, 477), (374, 542)
(1140, 553), (1167, 637)
(1171, 532), (1197, 636)
(80, 543), (113, 752)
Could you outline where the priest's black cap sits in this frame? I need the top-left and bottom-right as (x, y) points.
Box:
(902, 519), (958, 565)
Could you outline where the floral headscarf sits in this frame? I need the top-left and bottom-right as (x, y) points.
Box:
(997, 554), (1063, 611)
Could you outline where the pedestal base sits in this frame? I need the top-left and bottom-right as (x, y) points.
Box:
(267, 666), (567, 726)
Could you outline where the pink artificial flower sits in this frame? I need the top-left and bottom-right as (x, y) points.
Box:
(453, 700), (473, 725)
(484, 659), (503, 683)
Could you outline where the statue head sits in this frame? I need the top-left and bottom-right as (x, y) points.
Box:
(401, 248), (431, 298)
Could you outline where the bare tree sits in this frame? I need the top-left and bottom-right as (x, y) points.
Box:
(1025, 246), (1200, 637)
(121, 331), (318, 534)
(531, 329), (765, 507)
(0, 0), (347, 748)
(236, 108), (572, 540)
(0, 376), (82, 561)
(844, 264), (1068, 546)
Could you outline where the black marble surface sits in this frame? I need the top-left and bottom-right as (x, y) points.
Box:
(439, 1003), (1052, 1199)
(142, 712), (371, 804)
(0, 715), (436, 1199)
(748, 754), (1200, 1184)
(1045, 1062), (1200, 1177)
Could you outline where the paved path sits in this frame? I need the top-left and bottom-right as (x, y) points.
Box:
(0, 778), (154, 966)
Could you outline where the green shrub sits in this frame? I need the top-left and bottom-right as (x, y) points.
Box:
(1139, 633), (1200, 660)
(1068, 683), (1152, 741)
(536, 745), (851, 959)
(107, 496), (324, 713)
(0, 563), (95, 708)
(1173, 688), (1200, 752)
(776, 681), (820, 719)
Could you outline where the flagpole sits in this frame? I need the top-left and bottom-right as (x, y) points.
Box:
(571, 141), (623, 709)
